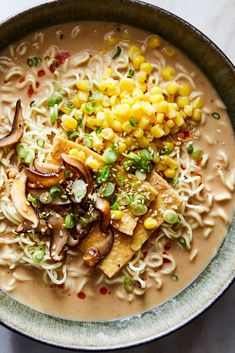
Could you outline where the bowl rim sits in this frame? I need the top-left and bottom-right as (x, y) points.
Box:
(0, 0), (234, 350)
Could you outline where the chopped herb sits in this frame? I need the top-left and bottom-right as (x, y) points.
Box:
(65, 214), (74, 229)
(60, 101), (74, 114)
(49, 186), (62, 198)
(27, 194), (38, 206)
(110, 202), (119, 210)
(129, 117), (137, 127)
(178, 237), (186, 247)
(27, 56), (42, 67)
(187, 144), (193, 154)
(160, 147), (170, 156)
(90, 91), (103, 103)
(100, 182), (115, 197)
(95, 126), (103, 134)
(139, 148), (153, 161)
(128, 69), (135, 77)
(82, 134), (93, 148)
(37, 138), (45, 147)
(49, 105), (58, 123)
(212, 112), (220, 120)
(96, 165), (110, 184)
(168, 177), (179, 185)
(171, 274), (178, 282)
(84, 101), (96, 115)
(112, 46), (121, 59)
(191, 149), (203, 161)
(139, 159), (152, 173)
(48, 95), (63, 107)
(39, 191), (53, 204)
(77, 118), (83, 127)
(67, 131), (80, 139)
(123, 276), (135, 293)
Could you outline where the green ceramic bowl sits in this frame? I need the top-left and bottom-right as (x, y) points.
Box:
(0, 0), (234, 350)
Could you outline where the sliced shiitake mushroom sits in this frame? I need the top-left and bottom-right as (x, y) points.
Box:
(17, 218), (50, 235)
(34, 159), (59, 173)
(61, 153), (93, 205)
(0, 99), (24, 147)
(48, 211), (69, 262)
(10, 171), (38, 227)
(83, 228), (113, 267)
(24, 166), (65, 188)
(94, 195), (111, 233)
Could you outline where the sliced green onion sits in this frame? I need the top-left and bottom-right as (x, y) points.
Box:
(111, 202), (119, 210)
(187, 144), (193, 154)
(67, 131), (80, 139)
(122, 159), (136, 173)
(163, 210), (178, 224)
(27, 193), (38, 205)
(32, 248), (45, 263)
(171, 274), (178, 282)
(129, 117), (137, 127)
(139, 159), (152, 173)
(95, 126), (103, 134)
(100, 182), (115, 197)
(24, 150), (35, 164)
(178, 237), (186, 247)
(50, 104), (58, 123)
(130, 202), (147, 216)
(159, 147), (170, 156)
(72, 180), (87, 203)
(65, 214), (74, 229)
(116, 172), (125, 187)
(139, 148), (153, 161)
(48, 95), (62, 107)
(49, 186), (62, 198)
(84, 101), (96, 115)
(168, 177), (179, 185)
(27, 58), (34, 67)
(27, 56), (41, 67)
(96, 165), (110, 184)
(64, 168), (73, 179)
(212, 112), (220, 120)
(82, 134), (93, 148)
(191, 149), (203, 161)
(135, 170), (146, 180)
(112, 46), (121, 59)
(53, 81), (62, 91)
(90, 91), (103, 103)
(123, 276), (135, 293)
(128, 69), (135, 77)
(117, 194), (131, 206)
(17, 144), (28, 159)
(61, 101), (74, 114)
(133, 194), (145, 204)
(102, 147), (117, 164)
(128, 152), (141, 163)
(39, 192), (53, 204)
(37, 138), (45, 147)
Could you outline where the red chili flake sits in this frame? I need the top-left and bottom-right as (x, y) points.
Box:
(99, 286), (108, 295)
(57, 284), (64, 289)
(36, 81), (40, 88)
(27, 85), (34, 98)
(183, 131), (190, 139)
(77, 291), (86, 300)
(135, 281), (141, 289)
(38, 69), (45, 77)
(142, 250), (148, 258)
(55, 51), (70, 65)
(19, 76), (25, 83)
(49, 60), (59, 73)
(163, 257), (171, 264)
(164, 243), (171, 251)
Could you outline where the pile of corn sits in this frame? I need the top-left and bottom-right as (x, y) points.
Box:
(60, 34), (204, 177)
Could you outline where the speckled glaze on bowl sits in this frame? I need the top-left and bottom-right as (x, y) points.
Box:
(0, 0), (234, 350)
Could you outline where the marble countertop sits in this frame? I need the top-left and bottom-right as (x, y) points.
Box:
(0, 0), (234, 352)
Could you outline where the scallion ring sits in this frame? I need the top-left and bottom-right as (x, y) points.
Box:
(212, 112), (220, 120)
(100, 182), (115, 197)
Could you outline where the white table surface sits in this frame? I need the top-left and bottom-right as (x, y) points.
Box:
(0, 0), (234, 352)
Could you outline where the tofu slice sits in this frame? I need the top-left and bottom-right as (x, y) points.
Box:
(47, 136), (157, 235)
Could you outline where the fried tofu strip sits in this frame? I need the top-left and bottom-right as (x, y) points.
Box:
(46, 136), (157, 235)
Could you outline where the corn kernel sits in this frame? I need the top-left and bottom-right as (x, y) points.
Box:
(184, 105), (193, 117)
(192, 108), (202, 122)
(86, 117), (97, 127)
(91, 134), (103, 152)
(112, 120), (122, 132)
(122, 121), (133, 133)
(147, 35), (161, 49)
(125, 136), (134, 146)
(133, 127), (144, 138)
(138, 82), (147, 92)
(132, 102), (143, 118)
(174, 112), (185, 126)
(144, 217), (158, 229)
(116, 141), (127, 153)
(128, 44), (142, 59)
(140, 62), (153, 74)
(166, 81), (178, 95)
(137, 136), (149, 148)
(157, 161), (167, 171)
(97, 81), (107, 92)
(166, 119), (175, 128)
(86, 156), (100, 170)
(167, 104), (177, 119)
(105, 36), (117, 46)
(61, 115), (78, 131)
(73, 92), (88, 108)
(104, 68), (112, 78)
(122, 29), (131, 40)
(164, 168), (176, 178)
(73, 109), (83, 120)
(164, 142), (174, 152)
(132, 55), (145, 69)
(106, 80), (120, 96)
(151, 125), (165, 138)
(156, 101), (168, 113)
(171, 125), (180, 134)
(114, 103), (131, 118)
(176, 96), (190, 108)
(69, 149), (80, 158)
(161, 155), (178, 169)
(120, 78), (135, 92)
(155, 113), (164, 124)
(164, 125), (171, 136)
(192, 97), (204, 109)
(111, 210), (123, 220)
(161, 66), (175, 81)
(136, 71), (147, 82)
(150, 94), (165, 104)
(76, 80), (90, 91)
(104, 109), (115, 125)
(101, 127), (114, 140)
(142, 102), (155, 116)
(132, 87), (144, 100)
(162, 46), (175, 57)
(150, 87), (163, 95)
(179, 84), (191, 96)
(139, 116), (150, 129)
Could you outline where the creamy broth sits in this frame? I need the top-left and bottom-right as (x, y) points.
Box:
(0, 22), (234, 321)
